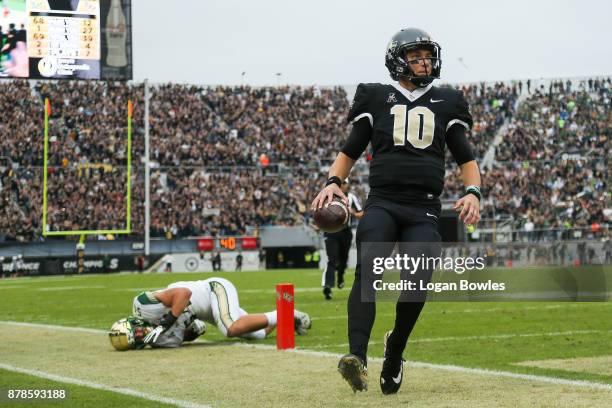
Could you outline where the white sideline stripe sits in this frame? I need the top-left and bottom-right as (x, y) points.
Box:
(36, 285), (106, 291)
(0, 321), (106, 334)
(2, 321), (612, 392)
(0, 276), (89, 283)
(410, 329), (612, 343)
(240, 287), (324, 294)
(3, 321), (611, 346)
(306, 329), (612, 348)
(237, 343), (612, 392)
(0, 363), (211, 408)
(312, 303), (612, 320)
(112, 287), (150, 292)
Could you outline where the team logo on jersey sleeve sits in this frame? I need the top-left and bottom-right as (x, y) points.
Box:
(387, 92), (397, 103)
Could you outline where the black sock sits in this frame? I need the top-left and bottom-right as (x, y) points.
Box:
(347, 271), (375, 365)
(385, 301), (426, 359)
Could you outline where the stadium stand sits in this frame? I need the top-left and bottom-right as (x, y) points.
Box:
(0, 77), (609, 242)
(481, 78), (610, 241)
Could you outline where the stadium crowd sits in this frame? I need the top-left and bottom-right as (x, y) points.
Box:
(442, 81), (518, 198)
(150, 84), (349, 167)
(0, 77), (608, 242)
(480, 78), (610, 239)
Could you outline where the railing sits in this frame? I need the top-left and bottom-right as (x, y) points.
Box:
(468, 226), (608, 243)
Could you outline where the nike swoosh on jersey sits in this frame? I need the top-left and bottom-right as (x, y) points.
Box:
(426, 212), (438, 218)
(430, 98), (444, 103)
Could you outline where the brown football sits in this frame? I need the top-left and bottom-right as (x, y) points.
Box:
(313, 196), (349, 233)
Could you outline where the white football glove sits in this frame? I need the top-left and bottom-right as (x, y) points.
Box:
(143, 325), (164, 344)
(143, 312), (178, 344)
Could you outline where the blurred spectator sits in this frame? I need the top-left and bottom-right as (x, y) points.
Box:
(0, 77), (608, 242)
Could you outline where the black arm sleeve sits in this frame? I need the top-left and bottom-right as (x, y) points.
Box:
(446, 124), (475, 165)
(340, 118), (371, 160)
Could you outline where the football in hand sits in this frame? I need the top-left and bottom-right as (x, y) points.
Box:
(313, 196), (349, 233)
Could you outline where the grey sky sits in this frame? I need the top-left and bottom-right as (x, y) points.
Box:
(132, 0), (611, 86)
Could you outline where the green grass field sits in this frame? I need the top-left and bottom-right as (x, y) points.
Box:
(0, 269), (611, 407)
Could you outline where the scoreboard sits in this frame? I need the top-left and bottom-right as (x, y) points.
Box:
(0, 0), (132, 80)
(28, 1), (102, 61)
(28, 0), (101, 74)
(197, 237), (260, 252)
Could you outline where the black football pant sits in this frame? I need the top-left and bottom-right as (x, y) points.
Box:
(322, 228), (352, 288)
(347, 196), (441, 364)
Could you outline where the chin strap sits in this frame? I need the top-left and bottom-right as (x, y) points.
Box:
(408, 77), (434, 87)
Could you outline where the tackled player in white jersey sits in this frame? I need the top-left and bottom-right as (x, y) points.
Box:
(109, 277), (311, 350)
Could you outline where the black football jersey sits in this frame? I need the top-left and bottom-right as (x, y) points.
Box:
(346, 83), (473, 202)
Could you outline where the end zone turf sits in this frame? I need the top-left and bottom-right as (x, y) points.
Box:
(515, 356), (612, 376)
(1, 323), (611, 408)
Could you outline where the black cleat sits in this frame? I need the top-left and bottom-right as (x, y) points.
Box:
(380, 330), (405, 395)
(323, 286), (332, 300)
(337, 278), (344, 289)
(338, 354), (368, 392)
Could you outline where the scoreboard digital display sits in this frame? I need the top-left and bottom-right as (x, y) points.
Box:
(0, 0), (132, 80)
(197, 237), (260, 252)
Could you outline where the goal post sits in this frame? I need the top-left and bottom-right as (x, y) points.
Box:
(41, 97), (133, 237)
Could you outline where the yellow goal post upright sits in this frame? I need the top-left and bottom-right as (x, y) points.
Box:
(41, 97), (134, 244)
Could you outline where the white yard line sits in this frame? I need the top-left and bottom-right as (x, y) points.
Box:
(1, 321), (107, 334)
(0, 363), (211, 408)
(237, 343), (612, 392)
(306, 329), (612, 349)
(35, 285), (107, 291)
(240, 287), (325, 294)
(0, 276), (97, 284)
(113, 287), (327, 294)
(1, 321), (611, 392)
(112, 288), (151, 292)
(408, 329), (612, 343)
(3, 321), (610, 346)
(311, 303), (611, 321)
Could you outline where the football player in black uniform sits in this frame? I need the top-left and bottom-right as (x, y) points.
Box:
(311, 28), (481, 394)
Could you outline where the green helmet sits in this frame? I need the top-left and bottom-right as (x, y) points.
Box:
(108, 316), (153, 351)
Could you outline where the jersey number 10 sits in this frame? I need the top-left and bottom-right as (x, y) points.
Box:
(390, 105), (435, 149)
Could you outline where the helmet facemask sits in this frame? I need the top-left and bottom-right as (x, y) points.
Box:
(386, 40), (442, 87)
(109, 316), (153, 351)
